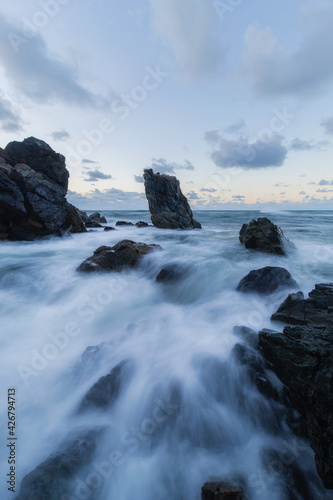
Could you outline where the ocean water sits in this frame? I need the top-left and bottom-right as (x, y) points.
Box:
(0, 210), (332, 500)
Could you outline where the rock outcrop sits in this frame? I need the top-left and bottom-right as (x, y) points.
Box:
(77, 239), (162, 273)
(143, 169), (201, 229)
(0, 137), (86, 240)
(201, 482), (243, 499)
(259, 283), (333, 489)
(239, 217), (294, 255)
(156, 263), (190, 283)
(236, 266), (297, 294)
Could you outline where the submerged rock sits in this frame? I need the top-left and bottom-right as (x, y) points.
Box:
(143, 168), (201, 229)
(89, 212), (106, 224)
(135, 221), (150, 227)
(15, 428), (104, 500)
(156, 263), (190, 283)
(77, 239), (162, 273)
(0, 137), (86, 240)
(116, 221), (134, 226)
(104, 226), (116, 231)
(201, 481), (243, 499)
(236, 266), (297, 294)
(239, 217), (294, 255)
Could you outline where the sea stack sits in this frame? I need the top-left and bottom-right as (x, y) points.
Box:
(143, 168), (202, 229)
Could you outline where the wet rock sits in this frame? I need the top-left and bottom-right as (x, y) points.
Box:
(78, 360), (132, 412)
(239, 217), (294, 255)
(116, 221), (134, 226)
(271, 283), (333, 326)
(143, 168), (201, 229)
(237, 266), (297, 294)
(77, 210), (89, 223)
(89, 212), (107, 224)
(84, 219), (103, 228)
(77, 239), (162, 273)
(156, 263), (190, 283)
(15, 428), (104, 500)
(259, 323), (333, 488)
(233, 326), (259, 349)
(0, 138), (86, 240)
(201, 481), (243, 499)
(104, 226), (115, 231)
(135, 221), (149, 227)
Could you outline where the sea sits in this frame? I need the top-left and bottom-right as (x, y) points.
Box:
(0, 210), (332, 500)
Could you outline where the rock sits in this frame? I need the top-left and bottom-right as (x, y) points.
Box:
(143, 168), (202, 229)
(135, 221), (149, 227)
(15, 428), (104, 500)
(236, 266), (297, 294)
(84, 219), (103, 228)
(77, 210), (89, 223)
(78, 360), (132, 412)
(271, 284), (333, 326)
(0, 138), (86, 240)
(201, 482), (243, 499)
(104, 226), (115, 231)
(116, 221), (134, 226)
(233, 326), (259, 349)
(239, 217), (294, 255)
(156, 263), (190, 283)
(77, 239), (162, 273)
(89, 212), (107, 224)
(259, 324), (333, 488)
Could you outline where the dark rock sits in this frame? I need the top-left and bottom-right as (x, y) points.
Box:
(116, 221), (134, 226)
(89, 212), (107, 224)
(77, 210), (89, 223)
(233, 326), (259, 349)
(239, 217), (294, 255)
(84, 219), (103, 228)
(201, 482), (243, 499)
(104, 226), (115, 231)
(259, 323), (333, 488)
(77, 239), (162, 273)
(78, 360), (132, 412)
(0, 138), (86, 240)
(143, 168), (202, 229)
(237, 266), (297, 294)
(135, 221), (149, 227)
(15, 428), (104, 500)
(271, 283), (333, 326)
(156, 263), (190, 283)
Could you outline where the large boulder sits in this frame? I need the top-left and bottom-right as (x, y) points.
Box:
(236, 266), (297, 294)
(239, 217), (294, 255)
(259, 324), (333, 489)
(0, 137), (86, 240)
(143, 168), (201, 229)
(77, 239), (162, 273)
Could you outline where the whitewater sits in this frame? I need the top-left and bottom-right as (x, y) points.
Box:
(0, 210), (333, 500)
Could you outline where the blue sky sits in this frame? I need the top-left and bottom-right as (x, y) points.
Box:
(0, 0), (333, 210)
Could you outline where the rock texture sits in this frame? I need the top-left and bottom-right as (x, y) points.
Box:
(201, 482), (243, 499)
(15, 429), (103, 500)
(236, 266), (297, 294)
(239, 217), (294, 255)
(143, 169), (201, 229)
(156, 263), (190, 283)
(259, 283), (333, 489)
(116, 221), (134, 226)
(0, 137), (86, 240)
(77, 239), (162, 273)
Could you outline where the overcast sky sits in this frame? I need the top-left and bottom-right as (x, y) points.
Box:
(1, 0), (333, 210)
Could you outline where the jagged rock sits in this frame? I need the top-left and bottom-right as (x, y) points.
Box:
(135, 221), (149, 227)
(0, 138), (86, 240)
(84, 219), (103, 228)
(143, 168), (201, 229)
(78, 210), (89, 223)
(116, 221), (134, 226)
(15, 429), (104, 500)
(77, 239), (162, 273)
(259, 324), (333, 489)
(89, 212), (107, 224)
(271, 284), (333, 326)
(104, 226), (115, 231)
(233, 326), (259, 349)
(156, 263), (190, 283)
(236, 266), (297, 294)
(201, 481), (243, 499)
(239, 217), (294, 255)
(78, 360), (132, 412)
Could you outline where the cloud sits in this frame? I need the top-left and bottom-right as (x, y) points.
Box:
(321, 117), (333, 135)
(232, 195), (246, 201)
(134, 175), (144, 183)
(0, 92), (22, 132)
(67, 188), (146, 210)
(224, 120), (246, 134)
(206, 131), (288, 168)
(51, 129), (70, 142)
(81, 159), (98, 165)
(149, 0), (225, 77)
(201, 187), (217, 193)
(204, 130), (220, 145)
(299, 191), (306, 195)
(318, 179), (333, 185)
(187, 190), (199, 200)
(84, 169), (112, 182)
(149, 158), (195, 174)
(240, 3), (333, 97)
(290, 138), (330, 151)
(316, 188), (333, 193)
(0, 14), (95, 106)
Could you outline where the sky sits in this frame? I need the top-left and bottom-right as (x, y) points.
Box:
(0, 0), (333, 210)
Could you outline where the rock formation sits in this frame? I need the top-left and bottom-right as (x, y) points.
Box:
(201, 482), (243, 499)
(239, 217), (294, 255)
(143, 169), (201, 229)
(77, 239), (162, 273)
(0, 137), (86, 240)
(236, 266), (297, 294)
